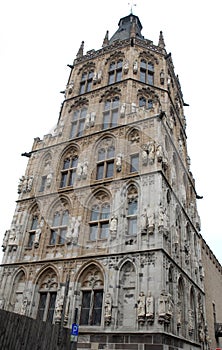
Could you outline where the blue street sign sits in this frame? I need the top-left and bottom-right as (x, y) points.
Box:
(71, 323), (79, 336)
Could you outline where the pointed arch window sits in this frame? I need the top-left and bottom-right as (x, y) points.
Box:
(60, 153), (78, 188)
(79, 71), (94, 94)
(126, 186), (138, 236)
(140, 60), (154, 85)
(50, 209), (69, 245)
(96, 140), (115, 180)
(139, 96), (153, 109)
(27, 215), (38, 247)
(79, 266), (104, 326)
(89, 203), (110, 241)
(102, 97), (119, 129)
(36, 269), (58, 323)
(108, 60), (123, 84)
(70, 107), (87, 138)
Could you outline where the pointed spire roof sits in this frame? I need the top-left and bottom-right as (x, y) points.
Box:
(102, 30), (109, 47)
(158, 31), (165, 49)
(76, 41), (84, 58)
(109, 14), (143, 44)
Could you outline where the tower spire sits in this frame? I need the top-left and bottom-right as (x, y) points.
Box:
(158, 31), (165, 49)
(128, 0), (136, 14)
(76, 41), (84, 58)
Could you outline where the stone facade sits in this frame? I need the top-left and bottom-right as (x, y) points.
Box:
(0, 13), (221, 350)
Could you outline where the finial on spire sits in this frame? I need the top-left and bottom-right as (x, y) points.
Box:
(158, 31), (165, 49)
(102, 30), (109, 48)
(128, 0), (137, 14)
(76, 41), (84, 58)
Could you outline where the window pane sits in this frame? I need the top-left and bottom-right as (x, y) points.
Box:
(101, 205), (110, 219)
(62, 210), (69, 225)
(103, 112), (110, 129)
(104, 100), (111, 111)
(108, 72), (115, 85)
(81, 72), (87, 81)
(78, 120), (85, 136)
(116, 70), (122, 82)
(47, 292), (57, 323)
(91, 205), (100, 221)
(96, 164), (104, 180)
(68, 169), (76, 186)
(80, 291), (91, 325)
(148, 73), (154, 85)
(86, 80), (92, 92)
(140, 60), (146, 69)
(71, 157), (78, 168)
(130, 154), (139, 172)
(128, 200), (138, 215)
(53, 213), (60, 227)
(90, 224), (98, 241)
(92, 291), (103, 325)
(109, 62), (115, 71)
(140, 70), (146, 83)
(112, 97), (119, 108)
(50, 230), (57, 245)
(139, 97), (146, 107)
(88, 71), (94, 79)
(98, 149), (105, 161)
(100, 222), (109, 239)
(58, 228), (66, 244)
(79, 82), (85, 94)
(37, 292), (47, 320)
(148, 62), (154, 71)
(73, 111), (79, 120)
(111, 110), (118, 126)
(128, 217), (137, 235)
(80, 108), (87, 118)
(106, 162), (114, 178)
(63, 159), (70, 169)
(31, 216), (38, 230)
(148, 100), (153, 109)
(39, 176), (47, 192)
(117, 61), (123, 69)
(28, 233), (35, 247)
(70, 122), (77, 138)
(60, 173), (68, 187)
(107, 147), (115, 159)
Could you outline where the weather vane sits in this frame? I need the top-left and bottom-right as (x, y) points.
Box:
(128, 0), (137, 14)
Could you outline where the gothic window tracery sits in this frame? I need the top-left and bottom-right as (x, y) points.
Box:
(126, 185), (138, 236)
(140, 60), (154, 85)
(96, 138), (115, 180)
(139, 96), (153, 109)
(36, 268), (58, 323)
(79, 71), (94, 94)
(108, 60), (123, 84)
(70, 107), (87, 138)
(88, 192), (110, 241)
(49, 202), (70, 245)
(79, 265), (104, 326)
(60, 149), (78, 188)
(102, 97), (119, 129)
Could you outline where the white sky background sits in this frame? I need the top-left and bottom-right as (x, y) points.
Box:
(0, 0), (221, 263)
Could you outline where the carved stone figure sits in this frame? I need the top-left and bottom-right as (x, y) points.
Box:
(141, 208), (148, 234)
(146, 291), (154, 323)
(131, 103), (137, 113)
(104, 293), (112, 325)
(141, 148), (148, 166)
(156, 144), (163, 162)
(55, 292), (64, 324)
(137, 291), (146, 323)
(115, 154), (122, 172)
(73, 217), (81, 243)
(123, 59), (129, 74)
(133, 60), (138, 73)
(33, 218), (44, 248)
(2, 230), (9, 251)
(147, 141), (155, 163)
(27, 176), (33, 192)
(20, 297), (28, 316)
(90, 112), (96, 126)
(46, 172), (53, 187)
(82, 161), (88, 179)
(120, 103), (126, 117)
(77, 163), (83, 180)
(148, 211), (155, 234)
(18, 176), (25, 194)
(158, 291), (173, 324)
(8, 227), (18, 250)
(110, 215), (118, 234)
(85, 114), (91, 128)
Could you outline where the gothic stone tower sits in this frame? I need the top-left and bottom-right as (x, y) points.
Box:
(0, 14), (208, 350)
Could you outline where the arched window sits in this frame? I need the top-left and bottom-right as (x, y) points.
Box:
(89, 203), (110, 241)
(103, 97), (119, 129)
(36, 268), (58, 323)
(108, 60), (123, 84)
(79, 265), (104, 326)
(70, 107), (87, 138)
(60, 149), (78, 188)
(50, 209), (69, 245)
(79, 71), (94, 94)
(10, 271), (26, 314)
(96, 138), (115, 180)
(127, 185), (138, 236)
(139, 96), (153, 109)
(140, 60), (154, 85)
(27, 206), (40, 248)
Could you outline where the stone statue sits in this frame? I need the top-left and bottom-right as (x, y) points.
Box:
(18, 176), (25, 194)
(73, 217), (81, 243)
(90, 112), (96, 126)
(158, 290), (173, 324)
(46, 172), (53, 188)
(156, 144), (163, 162)
(147, 141), (155, 163)
(20, 297), (28, 316)
(115, 154), (122, 172)
(137, 291), (146, 322)
(2, 230), (9, 251)
(97, 70), (102, 83)
(133, 60), (138, 73)
(141, 208), (148, 234)
(141, 147), (148, 166)
(110, 215), (117, 234)
(131, 103), (137, 113)
(22, 176), (29, 193)
(66, 217), (75, 244)
(146, 291), (154, 323)
(27, 176), (33, 192)
(82, 161), (88, 179)
(85, 114), (91, 129)
(76, 163), (83, 180)
(123, 59), (129, 74)
(104, 293), (112, 325)
(33, 218), (44, 248)
(148, 211), (155, 234)
(55, 292), (64, 324)
(120, 103), (126, 117)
